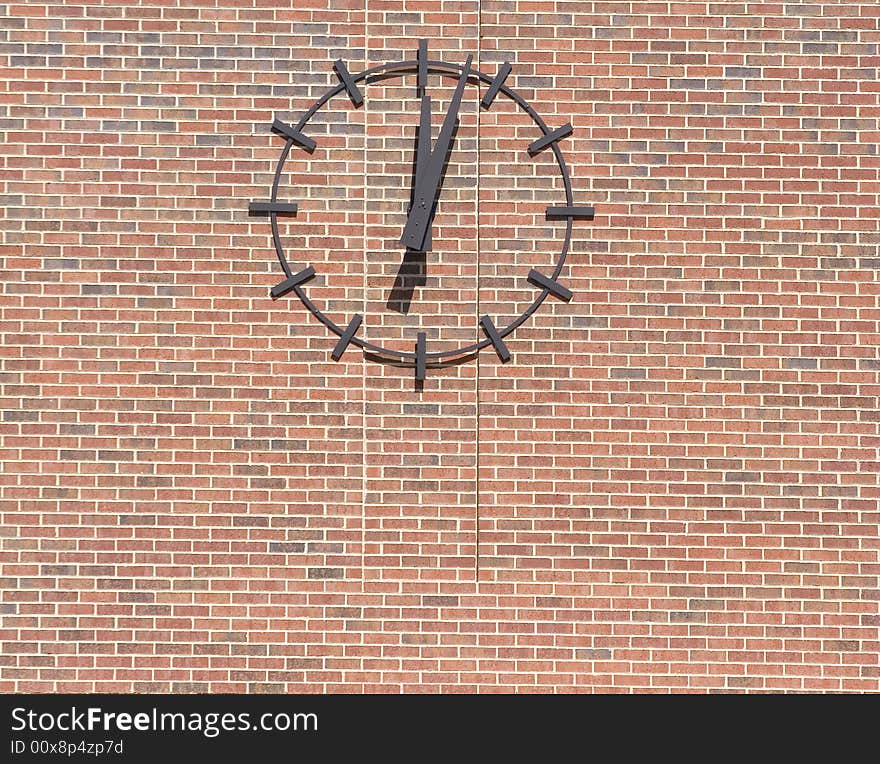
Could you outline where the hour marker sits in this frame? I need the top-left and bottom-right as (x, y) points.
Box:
(417, 39), (428, 94)
(333, 59), (364, 107)
(546, 205), (595, 220)
(480, 315), (511, 363)
(249, 201), (298, 215)
(270, 266), (315, 298)
(270, 119), (316, 152)
(528, 269), (572, 302)
(331, 314), (363, 360)
(528, 122), (573, 156)
(480, 62), (511, 109)
(415, 332), (427, 381)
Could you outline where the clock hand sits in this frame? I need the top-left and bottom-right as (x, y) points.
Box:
(386, 95), (432, 314)
(410, 93), (432, 252)
(399, 54), (472, 251)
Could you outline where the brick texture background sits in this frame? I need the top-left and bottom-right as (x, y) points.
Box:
(2, 1), (879, 692)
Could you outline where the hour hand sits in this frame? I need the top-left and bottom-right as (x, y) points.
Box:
(409, 94), (432, 252)
(400, 54), (472, 251)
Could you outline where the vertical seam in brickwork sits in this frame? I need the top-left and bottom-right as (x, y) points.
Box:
(475, 0), (482, 584)
(361, 0), (368, 595)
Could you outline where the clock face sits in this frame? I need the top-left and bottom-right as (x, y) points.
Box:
(249, 43), (593, 380)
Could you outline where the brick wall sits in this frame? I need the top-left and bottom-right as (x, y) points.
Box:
(1, 1), (878, 692)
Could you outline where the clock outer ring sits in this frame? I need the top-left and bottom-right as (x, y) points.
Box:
(266, 58), (576, 365)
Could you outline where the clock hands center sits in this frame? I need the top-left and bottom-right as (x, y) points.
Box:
(399, 54), (473, 252)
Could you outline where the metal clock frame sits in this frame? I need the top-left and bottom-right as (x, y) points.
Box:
(250, 46), (593, 378)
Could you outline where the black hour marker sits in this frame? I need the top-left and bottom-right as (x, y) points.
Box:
(415, 332), (427, 381)
(271, 119), (316, 152)
(528, 269), (572, 302)
(480, 315), (511, 363)
(528, 122), (573, 156)
(333, 59), (364, 107)
(270, 266), (316, 298)
(480, 62), (511, 109)
(546, 205), (594, 220)
(331, 314), (363, 360)
(249, 201), (298, 215)
(417, 39), (428, 94)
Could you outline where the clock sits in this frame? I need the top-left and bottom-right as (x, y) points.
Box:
(249, 41), (593, 381)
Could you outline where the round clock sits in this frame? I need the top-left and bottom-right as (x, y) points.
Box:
(249, 42), (593, 380)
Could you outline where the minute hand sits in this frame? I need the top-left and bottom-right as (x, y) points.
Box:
(400, 54), (473, 251)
